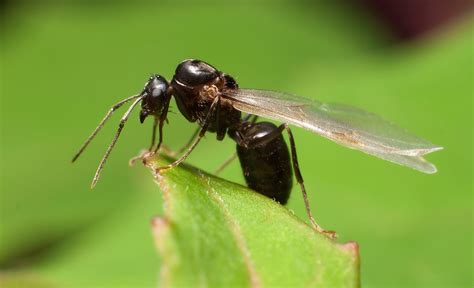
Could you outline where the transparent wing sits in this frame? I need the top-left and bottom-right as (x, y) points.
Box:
(222, 89), (443, 174)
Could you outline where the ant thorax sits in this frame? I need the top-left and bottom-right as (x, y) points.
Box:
(199, 83), (220, 102)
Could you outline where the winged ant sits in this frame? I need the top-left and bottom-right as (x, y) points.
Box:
(73, 59), (442, 236)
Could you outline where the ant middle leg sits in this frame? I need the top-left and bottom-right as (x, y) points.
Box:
(156, 96), (221, 172)
(214, 153), (238, 175)
(175, 126), (200, 155)
(243, 114), (259, 123)
(173, 99), (232, 156)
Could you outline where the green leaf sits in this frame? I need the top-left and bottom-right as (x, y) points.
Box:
(144, 154), (360, 288)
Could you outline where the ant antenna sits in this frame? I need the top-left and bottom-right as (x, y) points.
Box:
(90, 96), (143, 188)
(72, 94), (141, 163)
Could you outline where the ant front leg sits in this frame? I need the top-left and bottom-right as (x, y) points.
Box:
(149, 117), (159, 151)
(156, 96), (221, 172)
(152, 97), (170, 154)
(152, 119), (165, 153)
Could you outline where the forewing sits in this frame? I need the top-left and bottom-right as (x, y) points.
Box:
(223, 89), (442, 173)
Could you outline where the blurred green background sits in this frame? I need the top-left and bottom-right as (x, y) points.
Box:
(1, 1), (472, 287)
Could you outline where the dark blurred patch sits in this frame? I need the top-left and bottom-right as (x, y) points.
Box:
(361, 0), (473, 40)
(0, 223), (95, 270)
(0, 0), (11, 16)
(0, 233), (73, 269)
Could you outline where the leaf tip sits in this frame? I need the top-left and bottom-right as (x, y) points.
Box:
(338, 241), (361, 286)
(339, 240), (359, 253)
(151, 216), (170, 242)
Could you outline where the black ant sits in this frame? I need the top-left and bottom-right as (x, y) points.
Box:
(73, 59), (442, 237)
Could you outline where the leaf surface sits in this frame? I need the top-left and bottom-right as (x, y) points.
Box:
(145, 155), (360, 288)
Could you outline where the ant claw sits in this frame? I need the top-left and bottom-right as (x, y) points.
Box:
(321, 230), (338, 240)
(129, 150), (154, 166)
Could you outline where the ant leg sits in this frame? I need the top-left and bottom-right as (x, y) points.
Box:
(153, 96), (171, 154)
(243, 114), (259, 123)
(153, 120), (165, 153)
(214, 153), (237, 175)
(72, 94), (141, 162)
(149, 117), (159, 151)
(213, 115), (257, 175)
(175, 127), (200, 155)
(282, 124), (336, 238)
(91, 97), (143, 188)
(156, 96), (220, 172)
(235, 122), (334, 237)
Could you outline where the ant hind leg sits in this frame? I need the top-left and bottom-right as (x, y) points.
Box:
(282, 123), (337, 239)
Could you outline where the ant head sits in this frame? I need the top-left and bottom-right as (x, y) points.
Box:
(174, 59), (220, 87)
(139, 74), (170, 123)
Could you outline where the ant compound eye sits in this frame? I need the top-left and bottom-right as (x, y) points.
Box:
(151, 82), (167, 97)
(146, 75), (169, 99)
(174, 59), (219, 86)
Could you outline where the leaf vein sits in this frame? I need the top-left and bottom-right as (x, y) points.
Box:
(197, 171), (262, 288)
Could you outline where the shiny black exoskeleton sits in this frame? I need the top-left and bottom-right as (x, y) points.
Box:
(160, 60), (294, 204)
(138, 60), (241, 141)
(171, 60), (242, 140)
(229, 121), (293, 204)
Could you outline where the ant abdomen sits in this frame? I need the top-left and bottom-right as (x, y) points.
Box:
(230, 122), (293, 204)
